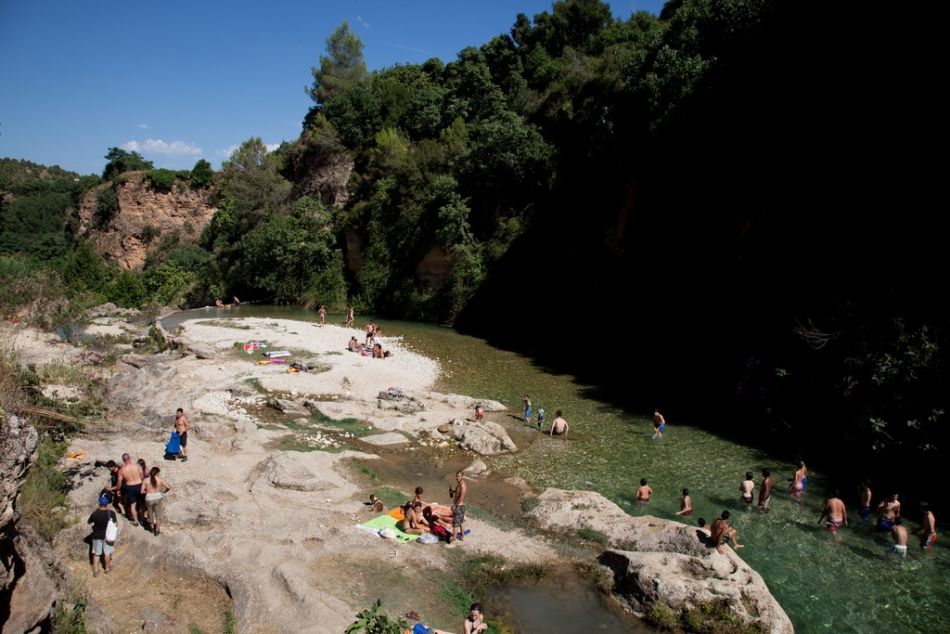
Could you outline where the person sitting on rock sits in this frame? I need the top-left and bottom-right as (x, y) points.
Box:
(710, 510), (744, 553)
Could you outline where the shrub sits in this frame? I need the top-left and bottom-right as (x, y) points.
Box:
(19, 436), (71, 541)
(578, 527), (609, 545)
(93, 187), (118, 229)
(141, 224), (161, 245)
(646, 605), (678, 631)
(345, 599), (407, 634)
(189, 159), (214, 188)
(145, 168), (177, 192)
(107, 270), (147, 308)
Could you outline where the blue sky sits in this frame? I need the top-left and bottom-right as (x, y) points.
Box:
(0, 1), (664, 176)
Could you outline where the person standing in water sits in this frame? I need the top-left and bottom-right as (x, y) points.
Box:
(788, 460), (806, 500)
(676, 488), (693, 516)
(876, 493), (901, 532)
(739, 472), (756, 506)
(536, 407), (545, 430)
(858, 480), (873, 521)
(818, 490), (848, 534)
(636, 478), (652, 503)
(522, 395), (532, 423)
(343, 306), (354, 326)
(549, 410), (569, 436)
(653, 409), (667, 439)
(758, 468), (773, 511)
(918, 502), (937, 550)
(317, 305), (326, 326)
(890, 517), (908, 557)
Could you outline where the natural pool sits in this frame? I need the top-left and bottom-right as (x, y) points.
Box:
(163, 306), (948, 633)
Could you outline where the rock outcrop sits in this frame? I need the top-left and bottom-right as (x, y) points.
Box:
(450, 418), (518, 455)
(77, 172), (216, 270)
(2, 412), (65, 633)
(526, 488), (793, 634)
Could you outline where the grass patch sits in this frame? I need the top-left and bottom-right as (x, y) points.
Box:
(520, 496), (540, 513)
(19, 436), (70, 541)
(372, 487), (408, 508)
(50, 594), (88, 633)
(311, 407), (375, 437)
(223, 609), (235, 634)
(577, 527), (609, 545)
(352, 460), (382, 484)
(243, 377), (265, 393)
(196, 320), (251, 329)
(682, 601), (764, 634)
(647, 605), (679, 631)
(36, 360), (86, 385)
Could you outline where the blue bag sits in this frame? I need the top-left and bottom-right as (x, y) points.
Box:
(164, 431), (181, 458)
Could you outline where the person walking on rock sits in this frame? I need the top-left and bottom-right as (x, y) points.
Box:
(88, 495), (117, 576)
(175, 407), (191, 462)
(116, 453), (143, 525)
(142, 467), (172, 535)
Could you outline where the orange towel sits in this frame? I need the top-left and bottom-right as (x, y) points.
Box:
(388, 507), (405, 521)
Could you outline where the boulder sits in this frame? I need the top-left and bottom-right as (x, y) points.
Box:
(462, 459), (490, 478)
(451, 418), (518, 455)
(526, 488), (793, 634)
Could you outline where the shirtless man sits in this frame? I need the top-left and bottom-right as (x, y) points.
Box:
(876, 493), (901, 532)
(317, 305), (326, 326)
(818, 490), (848, 534)
(175, 408), (191, 462)
(710, 510), (743, 552)
(676, 488), (693, 516)
(758, 468), (773, 511)
(365, 321), (376, 347)
(450, 471), (467, 542)
(550, 410), (569, 436)
(788, 460), (806, 500)
(652, 409), (666, 439)
(890, 517), (908, 557)
(858, 480), (873, 521)
(115, 453), (143, 525)
(739, 472), (756, 505)
(919, 502), (937, 550)
(636, 478), (652, 503)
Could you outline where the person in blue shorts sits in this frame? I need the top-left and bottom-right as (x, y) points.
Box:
(522, 395), (532, 423)
(653, 409), (667, 438)
(858, 480), (873, 521)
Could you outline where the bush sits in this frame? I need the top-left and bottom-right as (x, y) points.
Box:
(145, 169), (177, 192)
(190, 159), (214, 188)
(141, 224), (161, 245)
(93, 187), (118, 229)
(578, 527), (609, 545)
(646, 605), (678, 631)
(19, 436), (70, 542)
(107, 270), (147, 308)
(345, 599), (407, 634)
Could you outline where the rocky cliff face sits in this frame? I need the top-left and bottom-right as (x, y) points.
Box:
(77, 172), (216, 270)
(1, 412), (64, 633)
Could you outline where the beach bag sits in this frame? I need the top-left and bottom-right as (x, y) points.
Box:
(105, 512), (118, 544)
(164, 431), (181, 459)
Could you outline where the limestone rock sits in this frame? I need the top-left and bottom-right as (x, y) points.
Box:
(256, 454), (336, 492)
(527, 488), (793, 633)
(462, 459), (490, 478)
(451, 418), (517, 455)
(361, 432), (410, 446)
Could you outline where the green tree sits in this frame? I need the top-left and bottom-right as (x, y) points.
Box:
(215, 138), (291, 219)
(308, 22), (367, 108)
(107, 269), (147, 308)
(189, 159), (214, 188)
(102, 147), (153, 181)
(93, 188), (119, 230)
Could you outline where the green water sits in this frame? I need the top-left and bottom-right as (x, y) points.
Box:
(164, 306), (949, 633)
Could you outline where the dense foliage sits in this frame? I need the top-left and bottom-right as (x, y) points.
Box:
(1, 0), (944, 506)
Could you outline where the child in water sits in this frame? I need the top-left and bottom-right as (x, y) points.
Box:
(536, 408), (545, 430)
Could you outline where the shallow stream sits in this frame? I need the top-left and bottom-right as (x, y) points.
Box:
(162, 305), (949, 633)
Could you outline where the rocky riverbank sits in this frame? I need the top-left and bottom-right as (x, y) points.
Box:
(2, 309), (793, 632)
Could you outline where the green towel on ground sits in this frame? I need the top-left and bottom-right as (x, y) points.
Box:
(360, 513), (420, 543)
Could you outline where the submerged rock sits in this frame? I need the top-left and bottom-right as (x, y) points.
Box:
(451, 418), (518, 455)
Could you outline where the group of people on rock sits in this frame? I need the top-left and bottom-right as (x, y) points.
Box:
(88, 408), (187, 576)
(397, 473), (469, 545)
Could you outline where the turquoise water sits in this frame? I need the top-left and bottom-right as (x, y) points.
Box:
(163, 306), (948, 633)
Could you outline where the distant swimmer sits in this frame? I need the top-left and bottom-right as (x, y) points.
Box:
(215, 298), (224, 307)
(739, 472), (755, 506)
(676, 488), (693, 516)
(818, 490), (848, 534)
(653, 409), (666, 439)
(636, 478), (652, 503)
(758, 468), (773, 511)
(549, 410), (569, 436)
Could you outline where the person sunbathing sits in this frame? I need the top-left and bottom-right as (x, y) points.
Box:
(422, 506), (454, 542)
(372, 343), (385, 358)
(400, 501), (429, 535)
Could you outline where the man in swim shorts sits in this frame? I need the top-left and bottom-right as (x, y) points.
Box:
(550, 410), (569, 436)
(653, 409), (666, 438)
(890, 517), (908, 557)
(115, 453), (143, 525)
(919, 502), (937, 550)
(818, 490), (848, 533)
(175, 407), (191, 462)
(710, 510), (743, 553)
(450, 471), (467, 542)
(876, 493), (900, 532)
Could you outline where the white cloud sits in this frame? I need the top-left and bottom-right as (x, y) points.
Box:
(123, 138), (201, 156)
(356, 15), (370, 29)
(266, 143), (281, 153)
(137, 123), (150, 129)
(216, 144), (239, 159)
